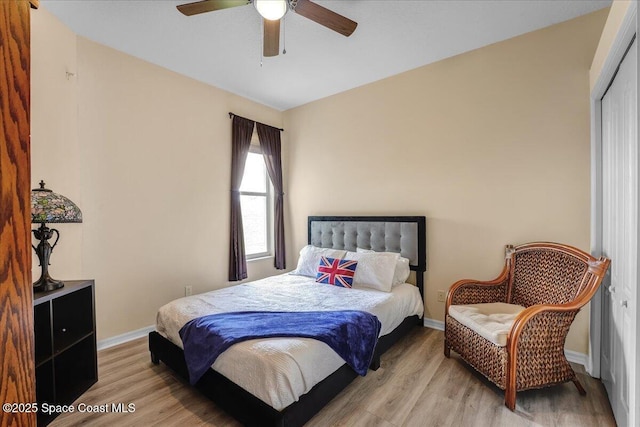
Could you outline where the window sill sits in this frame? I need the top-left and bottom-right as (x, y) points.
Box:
(247, 255), (274, 263)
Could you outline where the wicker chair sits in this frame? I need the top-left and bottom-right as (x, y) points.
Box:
(444, 242), (610, 410)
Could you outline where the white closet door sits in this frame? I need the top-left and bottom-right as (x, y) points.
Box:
(600, 38), (637, 427)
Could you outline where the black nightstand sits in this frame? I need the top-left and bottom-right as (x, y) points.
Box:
(34, 280), (97, 426)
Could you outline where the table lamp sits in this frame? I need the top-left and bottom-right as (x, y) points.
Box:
(31, 180), (83, 292)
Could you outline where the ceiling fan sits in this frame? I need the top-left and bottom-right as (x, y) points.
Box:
(176, 0), (358, 57)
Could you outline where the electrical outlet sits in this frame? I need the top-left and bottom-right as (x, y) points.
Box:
(185, 285), (193, 297)
(437, 290), (446, 303)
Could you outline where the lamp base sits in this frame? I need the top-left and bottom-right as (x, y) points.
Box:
(33, 276), (64, 293)
(32, 223), (64, 292)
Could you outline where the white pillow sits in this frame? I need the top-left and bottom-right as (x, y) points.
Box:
(292, 245), (347, 277)
(356, 248), (411, 286)
(393, 256), (411, 285)
(344, 251), (399, 292)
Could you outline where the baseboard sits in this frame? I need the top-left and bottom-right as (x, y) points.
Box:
(423, 317), (587, 367)
(97, 325), (155, 351)
(565, 349), (587, 367)
(423, 317), (444, 331)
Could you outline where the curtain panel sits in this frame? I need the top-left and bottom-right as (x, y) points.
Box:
(229, 116), (255, 281)
(257, 123), (286, 270)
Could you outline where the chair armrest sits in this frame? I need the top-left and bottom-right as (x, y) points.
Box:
(506, 303), (581, 388)
(445, 276), (509, 313)
(507, 303), (583, 365)
(445, 245), (516, 315)
(508, 301), (582, 344)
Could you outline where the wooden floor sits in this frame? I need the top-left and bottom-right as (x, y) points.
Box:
(51, 328), (616, 426)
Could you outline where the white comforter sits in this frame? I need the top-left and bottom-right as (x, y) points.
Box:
(156, 273), (424, 410)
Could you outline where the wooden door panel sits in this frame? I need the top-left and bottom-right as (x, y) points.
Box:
(0, 1), (35, 426)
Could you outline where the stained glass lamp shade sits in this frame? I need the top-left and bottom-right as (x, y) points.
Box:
(31, 180), (82, 292)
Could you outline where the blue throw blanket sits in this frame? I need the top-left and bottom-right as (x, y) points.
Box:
(179, 310), (382, 385)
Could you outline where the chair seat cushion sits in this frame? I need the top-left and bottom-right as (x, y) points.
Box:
(448, 302), (526, 347)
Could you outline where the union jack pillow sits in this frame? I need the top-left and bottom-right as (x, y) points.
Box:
(315, 257), (358, 288)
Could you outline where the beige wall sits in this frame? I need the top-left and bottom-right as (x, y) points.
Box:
(31, 8), (285, 340)
(590, 1), (634, 91)
(284, 9), (608, 354)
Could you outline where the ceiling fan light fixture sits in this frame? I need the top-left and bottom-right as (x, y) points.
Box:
(254, 0), (288, 21)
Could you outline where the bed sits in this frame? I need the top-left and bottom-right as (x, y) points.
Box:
(148, 215), (426, 426)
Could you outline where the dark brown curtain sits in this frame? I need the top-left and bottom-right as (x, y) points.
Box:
(229, 115), (255, 281)
(257, 123), (286, 270)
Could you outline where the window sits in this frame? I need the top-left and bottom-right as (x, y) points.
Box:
(240, 150), (271, 258)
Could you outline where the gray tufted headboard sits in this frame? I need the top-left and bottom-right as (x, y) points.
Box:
(307, 216), (426, 296)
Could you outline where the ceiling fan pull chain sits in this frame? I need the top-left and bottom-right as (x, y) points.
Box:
(282, 15), (287, 54)
(290, 0), (297, 11)
(260, 17), (264, 67)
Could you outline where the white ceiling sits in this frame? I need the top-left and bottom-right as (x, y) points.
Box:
(41, 0), (611, 111)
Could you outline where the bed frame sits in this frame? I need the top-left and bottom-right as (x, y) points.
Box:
(148, 215), (426, 427)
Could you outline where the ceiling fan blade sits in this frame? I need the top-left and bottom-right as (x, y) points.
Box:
(263, 19), (280, 57)
(177, 0), (249, 16)
(293, 0), (357, 37)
